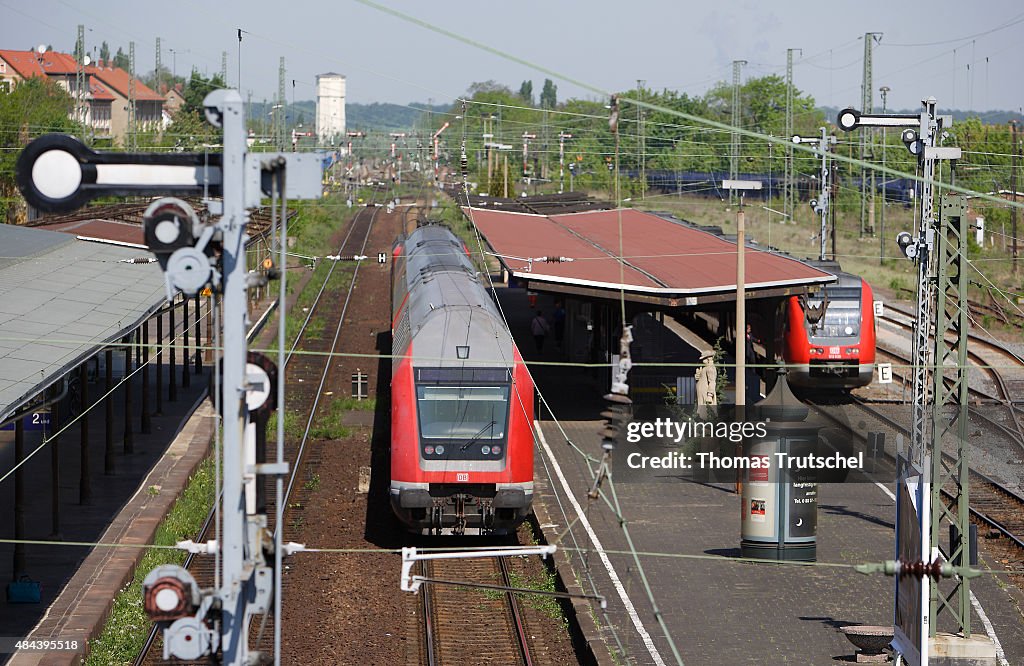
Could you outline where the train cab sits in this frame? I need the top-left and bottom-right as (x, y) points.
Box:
(783, 266), (876, 390)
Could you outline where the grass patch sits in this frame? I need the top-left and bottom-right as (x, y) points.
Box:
(331, 396), (376, 412)
(504, 562), (567, 627)
(302, 316), (326, 341)
(309, 396), (353, 440)
(268, 409), (304, 440)
(85, 457), (216, 664)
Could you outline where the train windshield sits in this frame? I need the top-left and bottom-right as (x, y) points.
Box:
(806, 287), (861, 339)
(416, 386), (510, 440)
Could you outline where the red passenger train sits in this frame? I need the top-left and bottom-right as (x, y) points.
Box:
(390, 224), (534, 534)
(782, 263), (876, 390)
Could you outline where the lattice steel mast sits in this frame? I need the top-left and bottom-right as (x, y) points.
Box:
(784, 48), (800, 222)
(128, 42), (137, 151)
(860, 32), (882, 236)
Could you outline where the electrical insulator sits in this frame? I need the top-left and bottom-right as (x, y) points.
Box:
(590, 393), (630, 499)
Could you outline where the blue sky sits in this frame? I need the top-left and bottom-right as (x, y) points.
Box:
(2, 0), (1021, 114)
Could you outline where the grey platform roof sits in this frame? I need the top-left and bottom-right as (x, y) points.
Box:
(0, 224), (167, 423)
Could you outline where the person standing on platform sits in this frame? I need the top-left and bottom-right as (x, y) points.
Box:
(745, 323), (760, 404)
(553, 301), (566, 349)
(531, 310), (551, 352)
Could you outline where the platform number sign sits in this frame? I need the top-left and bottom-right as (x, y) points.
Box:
(378, 252), (387, 264)
(878, 363), (893, 384)
(0, 411), (50, 431)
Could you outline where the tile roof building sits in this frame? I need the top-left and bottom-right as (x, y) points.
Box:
(0, 49), (165, 145)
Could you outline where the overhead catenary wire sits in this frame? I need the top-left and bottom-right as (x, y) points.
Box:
(5, 536), (1016, 574)
(353, 0), (1024, 218)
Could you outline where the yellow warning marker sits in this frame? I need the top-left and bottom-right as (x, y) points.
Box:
(200, 286), (212, 297)
(262, 257), (274, 270)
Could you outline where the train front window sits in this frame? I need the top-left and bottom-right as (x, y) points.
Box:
(416, 385), (510, 441)
(806, 298), (860, 339)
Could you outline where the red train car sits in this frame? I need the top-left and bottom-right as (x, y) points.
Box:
(390, 225), (534, 534)
(782, 265), (876, 390)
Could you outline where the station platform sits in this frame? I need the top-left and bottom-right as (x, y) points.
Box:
(0, 348), (210, 665)
(497, 286), (1024, 665)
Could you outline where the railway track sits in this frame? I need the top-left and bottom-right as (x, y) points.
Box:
(892, 285), (1024, 332)
(420, 554), (533, 666)
(873, 309), (1024, 454)
(807, 394), (1024, 565)
(135, 190), (387, 664)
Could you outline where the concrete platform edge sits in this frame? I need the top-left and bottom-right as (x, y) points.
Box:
(10, 398), (216, 666)
(532, 493), (617, 666)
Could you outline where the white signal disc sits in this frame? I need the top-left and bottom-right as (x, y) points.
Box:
(32, 150), (81, 199)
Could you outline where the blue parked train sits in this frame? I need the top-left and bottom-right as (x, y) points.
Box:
(624, 169), (916, 205)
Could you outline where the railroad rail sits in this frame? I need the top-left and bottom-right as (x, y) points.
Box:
(135, 191), (387, 664)
(874, 308), (1024, 454)
(807, 395), (1024, 561)
(420, 554), (533, 666)
(892, 285), (1023, 331)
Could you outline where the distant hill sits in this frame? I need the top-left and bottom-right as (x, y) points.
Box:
(244, 100), (452, 132)
(818, 106), (1022, 125)
(348, 102), (451, 131)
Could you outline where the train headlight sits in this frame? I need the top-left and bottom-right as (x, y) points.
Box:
(481, 445), (491, 455)
(424, 446), (434, 455)
(844, 326), (854, 336)
(434, 445), (445, 455)
(491, 445), (502, 455)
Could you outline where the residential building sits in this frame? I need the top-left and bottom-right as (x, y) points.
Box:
(161, 84), (186, 127)
(87, 63), (163, 143)
(0, 48), (162, 146)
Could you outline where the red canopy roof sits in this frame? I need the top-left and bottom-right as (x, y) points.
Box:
(465, 207), (834, 304)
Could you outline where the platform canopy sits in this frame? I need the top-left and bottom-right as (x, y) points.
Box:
(0, 223), (166, 424)
(465, 207), (835, 306)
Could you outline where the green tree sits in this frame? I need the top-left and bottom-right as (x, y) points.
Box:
(540, 79), (557, 109)
(162, 107), (221, 151)
(518, 80), (533, 106)
(142, 66), (183, 93)
(99, 41), (110, 64)
(113, 47), (129, 70)
(181, 69), (226, 115)
(160, 70), (227, 151)
(467, 80), (512, 97)
(0, 78), (77, 223)
(702, 75), (823, 174)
